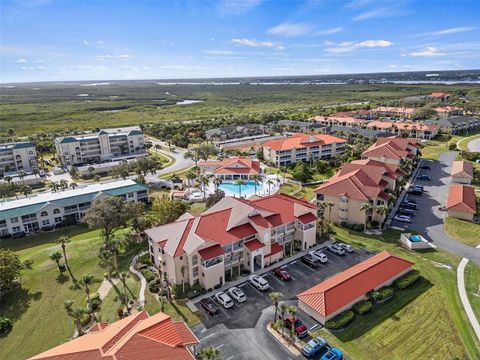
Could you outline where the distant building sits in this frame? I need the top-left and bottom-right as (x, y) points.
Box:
(435, 106), (463, 118)
(263, 133), (347, 167)
(205, 124), (266, 141)
(433, 116), (480, 134)
(365, 120), (439, 139)
(198, 157), (260, 180)
(0, 179), (148, 237)
(0, 142), (38, 177)
(451, 161), (474, 185)
(427, 92), (450, 101)
(29, 311), (198, 360)
(55, 126), (146, 167)
(361, 137), (420, 166)
(272, 120), (326, 133)
(447, 184), (477, 221)
(328, 125), (393, 138)
(372, 107), (416, 119)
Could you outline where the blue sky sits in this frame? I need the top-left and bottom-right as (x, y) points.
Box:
(1, 0), (480, 83)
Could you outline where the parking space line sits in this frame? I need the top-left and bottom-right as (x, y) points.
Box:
(225, 356), (234, 360)
(265, 273), (287, 287)
(200, 333), (215, 342)
(214, 344), (224, 350)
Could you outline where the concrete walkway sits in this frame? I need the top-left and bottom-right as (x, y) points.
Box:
(97, 277), (119, 300)
(457, 244), (480, 342)
(467, 137), (480, 152)
(130, 252), (147, 307)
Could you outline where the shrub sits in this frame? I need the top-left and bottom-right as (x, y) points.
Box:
(0, 316), (12, 334)
(138, 253), (152, 266)
(149, 279), (161, 293)
(80, 313), (91, 326)
(325, 310), (355, 330)
(90, 298), (102, 311)
(141, 269), (156, 283)
(394, 270), (420, 289)
(448, 142), (457, 150)
(353, 300), (373, 315)
(369, 286), (395, 303)
(352, 224), (365, 232)
(87, 292), (100, 302)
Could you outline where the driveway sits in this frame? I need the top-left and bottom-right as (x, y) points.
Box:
(396, 151), (480, 266)
(468, 138), (480, 152)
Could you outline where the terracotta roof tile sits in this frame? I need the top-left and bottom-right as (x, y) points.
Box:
(266, 242), (284, 257)
(297, 213), (318, 224)
(297, 251), (414, 317)
(198, 245), (225, 260)
(264, 133), (346, 151)
(447, 184), (477, 214)
(451, 161), (474, 179)
(244, 239), (265, 251)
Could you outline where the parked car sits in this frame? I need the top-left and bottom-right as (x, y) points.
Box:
(398, 208), (415, 217)
(394, 215), (412, 223)
(214, 291), (234, 309)
(404, 198), (417, 204)
(412, 185), (424, 191)
(302, 336), (328, 358)
(408, 189), (423, 196)
(301, 254), (320, 268)
(228, 286), (246, 302)
(417, 174), (431, 181)
(402, 201), (417, 210)
(337, 242), (353, 253)
(327, 244), (346, 256)
(200, 298), (219, 316)
(248, 275), (269, 291)
(272, 267), (291, 281)
(321, 348), (344, 360)
(283, 316), (308, 338)
(421, 165), (431, 170)
(309, 250), (328, 263)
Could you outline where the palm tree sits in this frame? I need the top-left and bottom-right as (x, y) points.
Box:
(21, 185), (32, 198)
(375, 204), (389, 228)
(119, 271), (131, 312)
(287, 306), (297, 345)
(279, 303), (288, 337)
(269, 292), (283, 325)
(69, 182), (78, 190)
(49, 251), (63, 273)
(4, 176), (12, 184)
(64, 300), (87, 336)
(18, 170), (26, 184)
(50, 181), (59, 192)
(154, 144), (161, 155)
(198, 174), (210, 201)
(272, 319), (284, 337)
(80, 274), (98, 320)
(57, 236), (71, 267)
(32, 168), (39, 180)
(104, 236), (123, 273)
(266, 179), (274, 195)
(185, 170), (196, 188)
(235, 179), (246, 198)
(324, 201), (334, 222)
(251, 174), (262, 195)
(360, 202), (373, 229)
(198, 346), (220, 360)
(212, 177), (222, 191)
(59, 179), (69, 191)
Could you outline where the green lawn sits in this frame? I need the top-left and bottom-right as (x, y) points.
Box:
(421, 136), (455, 160)
(280, 182), (317, 202)
(444, 217), (480, 247)
(310, 226), (480, 360)
(464, 262), (480, 321)
(189, 202), (207, 215)
(457, 133), (480, 152)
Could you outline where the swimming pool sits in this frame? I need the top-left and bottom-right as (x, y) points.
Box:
(409, 235), (422, 242)
(218, 181), (259, 197)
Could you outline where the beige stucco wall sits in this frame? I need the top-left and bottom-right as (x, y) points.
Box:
(201, 262), (225, 290)
(448, 211), (474, 221)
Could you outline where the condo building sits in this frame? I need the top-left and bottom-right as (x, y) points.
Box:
(0, 142), (38, 177)
(55, 126), (146, 167)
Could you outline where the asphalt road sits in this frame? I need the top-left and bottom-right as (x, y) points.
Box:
(400, 151), (480, 266)
(145, 136), (194, 179)
(467, 138), (480, 152)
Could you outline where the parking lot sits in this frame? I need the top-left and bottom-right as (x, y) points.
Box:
(195, 246), (373, 330)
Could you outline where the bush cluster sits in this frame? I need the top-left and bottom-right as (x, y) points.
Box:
(353, 300), (373, 315)
(0, 316), (12, 334)
(172, 283), (206, 299)
(394, 270), (420, 289)
(141, 269), (156, 283)
(325, 310), (355, 330)
(138, 253), (152, 266)
(340, 222), (365, 232)
(148, 279), (161, 293)
(369, 286), (395, 303)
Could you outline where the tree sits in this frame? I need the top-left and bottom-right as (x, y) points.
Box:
(291, 162), (311, 183)
(198, 174), (210, 201)
(69, 182), (78, 190)
(57, 236), (71, 267)
(49, 251), (63, 273)
(64, 300), (87, 336)
(324, 201), (334, 222)
(50, 181), (59, 192)
(375, 204), (389, 228)
(83, 197), (140, 242)
(80, 274), (98, 320)
(104, 235), (124, 272)
(266, 179), (274, 195)
(272, 319), (284, 337)
(360, 202), (373, 229)
(212, 177), (222, 191)
(98, 249), (115, 280)
(206, 189), (225, 208)
(269, 292), (283, 325)
(0, 249), (33, 290)
(20, 185), (32, 198)
(32, 168), (40, 180)
(119, 271), (131, 312)
(59, 179), (69, 191)
(279, 303), (289, 337)
(198, 346), (220, 360)
(18, 170), (26, 185)
(147, 195), (189, 226)
(287, 306), (297, 345)
(185, 170), (197, 187)
(251, 174), (262, 195)
(235, 179), (246, 198)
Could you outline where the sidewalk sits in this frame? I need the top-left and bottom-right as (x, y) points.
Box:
(457, 244), (480, 342)
(186, 238), (335, 312)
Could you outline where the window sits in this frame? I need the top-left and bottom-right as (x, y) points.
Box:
(40, 211), (48, 217)
(53, 209), (60, 214)
(0, 220), (6, 228)
(12, 226), (21, 233)
(55, 217), (62, 223)
(192, 266), (199, 278)
(42, 219), (50, 226)
(10, 217), (19, 224)
(340, 196), (348, 203)
(192, 255), (198, 266)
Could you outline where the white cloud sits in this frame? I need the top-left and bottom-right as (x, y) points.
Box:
(218, 0), (262, 16)
(231, 38), (284, 50)
(97, 40), (104, 45)
(388, 64), (397, 68)
(314, 27), (344, 36)
(428, 27), (476, 36)
(20, 66), (47, 71)
(325, 39), (393, 53)
(268, 22), (313, 37)
(409, 46), (444, 57)
(158, 65), (204, 70)
(203, 50), (235, 55)
(95, 54), (132, 61)
(82, 40), (89, 46)
(16, 58), (28, 64)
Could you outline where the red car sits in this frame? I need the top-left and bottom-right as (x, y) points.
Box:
(283, 315), (308, 338)
(272, 267), (291, 281)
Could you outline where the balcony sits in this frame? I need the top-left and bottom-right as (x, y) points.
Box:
(201, 256), (223, 269)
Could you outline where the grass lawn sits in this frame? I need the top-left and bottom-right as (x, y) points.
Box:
(457, 132), (480, 152)
(464, 262), (480, 321)
(310, 226), (480, 360)
(280, 182), (317, 201)
(444, 217), (480, 247)
(148, 148), (175, 167)
(189, 202), (207, 215)
(421, 136), (455, 160)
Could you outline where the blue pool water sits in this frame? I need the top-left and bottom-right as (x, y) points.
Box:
(409, 235), (422, 242)
(218, 181), (258, 197)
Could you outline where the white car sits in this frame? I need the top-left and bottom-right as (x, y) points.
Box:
(248, 275), (269, 291)
(337, 243), (353, 253)
(309, 250), (328, 263)
(394, 215), (412, 223)
(228, 286), (246, 302)
(214, 291), (234, 309)
(327, 244), (346, 256)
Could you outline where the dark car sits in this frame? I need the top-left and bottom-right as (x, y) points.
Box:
(301, 254), (320, 268)
(272, 267), (291, 281)
(402, 202), (417, 210)
(408, 189), (423, 196)
(404, 198), (417, 204)
(284, 316), (308, 338)
(399, 208), (415, 217)
(421, 165), (431, 170)
(417, 174), (431, 181)
(200, 298), (219, 316)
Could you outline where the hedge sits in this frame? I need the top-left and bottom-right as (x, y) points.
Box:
(141, 269), (156, 283)
(325, 310), (355, 330)
(394, 269), (420, 289)
(368, 286), (395, 303)
(353, 300), (373, 315)
(0, 316), (12, 334)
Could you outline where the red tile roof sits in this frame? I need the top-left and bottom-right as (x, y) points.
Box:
(297, 213), (318, 224)
(430, 92), (450, 98)
(264, 133), (346, 151)
(373, 106), (416, 115)
(447, 185), (477, 214)
(29, 311), (198, 360)
(361, 137), (418, 161)
(244, 239), (265, 251)
(435, 106), (462, 113)
(199, 157), (260, 175)
(451, 161), (474, 179)
(198, 245), (225, 261)
(297, 251), (414, 317)
(174, 219), (195, 257)
(266, 242), (284, 257)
